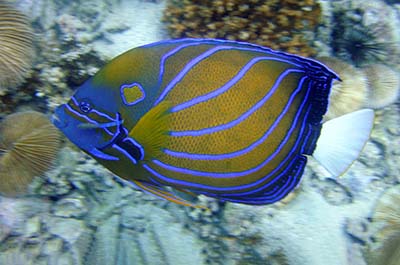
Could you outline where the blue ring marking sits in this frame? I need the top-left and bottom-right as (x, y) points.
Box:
(112, 144), (137, 165)
(120, 82), (145, 106)
(153, 44), (305, 106)
(142, 101), (312, 192)
(171, 59), (302, 113)
(164, 75), (308, 161)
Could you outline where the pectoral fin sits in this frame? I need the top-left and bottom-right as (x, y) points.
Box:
(129, 101), (172, 160)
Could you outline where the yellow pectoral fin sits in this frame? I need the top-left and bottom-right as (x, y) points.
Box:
(129, 101), (171, 159)
(132, 180), (208, 209)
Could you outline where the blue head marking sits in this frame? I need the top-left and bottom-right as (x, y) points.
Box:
(52, 79), (122, 160)
(52, 79), (145, 163)
(52, 97), (122, 161)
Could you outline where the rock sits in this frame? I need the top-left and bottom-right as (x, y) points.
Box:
(46, 217), (87, 245)
(24, 216), (41, 238)
(42, 237), (63, 256)
(134, 205), (205, 265)
(86, 214), (120, 265)
(0, 197), (50, 236)
(121, 205), (146, 231)
(52, 195), (88, 218)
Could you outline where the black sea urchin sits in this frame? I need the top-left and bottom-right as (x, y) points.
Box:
(332, 26), (389, 67)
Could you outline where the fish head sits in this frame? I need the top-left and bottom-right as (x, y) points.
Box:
(52, 79), (124, 161)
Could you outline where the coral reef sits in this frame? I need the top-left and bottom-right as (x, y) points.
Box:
(0, 1), (399, 265)
(163, 0), (322, 56)
(1, 146), (206, 265)
(318, 56), (368, 120)
(365, 185), (400, 265)
(0, 111), (60, 196)
(363, 64), (400, 109)
(317, 56), (399, 119)
(0, 2), (34, 94)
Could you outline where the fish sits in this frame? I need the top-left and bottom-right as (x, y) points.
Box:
(52, 38), (374, 207)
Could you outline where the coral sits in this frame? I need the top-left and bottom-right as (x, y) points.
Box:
(363, 64), (400, 109)
(0, 111), (60, 196)
(373, 185), (400, 241)
(0, 2), (34, 92)
(163, 0), (322, 57)
(317, 56), (368, 120)
(365, 185), (400, 265)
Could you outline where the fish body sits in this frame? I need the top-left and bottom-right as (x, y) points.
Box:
(53, 39), (372, 206)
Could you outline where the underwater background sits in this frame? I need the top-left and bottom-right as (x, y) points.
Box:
(0, 0), (399, 264)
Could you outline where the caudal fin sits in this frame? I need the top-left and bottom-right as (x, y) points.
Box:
(313, 109), (374, 177)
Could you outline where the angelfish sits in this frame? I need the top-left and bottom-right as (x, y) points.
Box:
(53, 39), (374, 207)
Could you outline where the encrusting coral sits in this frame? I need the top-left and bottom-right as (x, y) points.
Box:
(163, 0), (321, 57)
(0, 111), (60, 196)
(0, 2), (34, 93)
(363, 64), (400, 109)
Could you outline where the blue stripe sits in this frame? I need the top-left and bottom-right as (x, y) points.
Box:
(213, 156), (306, 204)
(71, 96), (116, 122)
(68, 97), (116, 136)
(142, 38), (338, 79)
(150, 81), (311, 178)
(227, 155), (306, 199)
(112, 144), (137, 164)
(153, 45), (304, 106)
(122, 137), (145, 160)
(171, 59), (303, 113)
(143, 89), (313, 191)
(89, 148), (119, 161)
(169, 68), (304, 138)
(220, 176), (296, 204)
(164, 75), (308, 160)
(156, 42), (210, 90)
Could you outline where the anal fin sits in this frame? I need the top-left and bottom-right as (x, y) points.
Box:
(132, 180), (207, 209)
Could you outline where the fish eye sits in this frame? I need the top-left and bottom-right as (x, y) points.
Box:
(79, 101), (92, 113)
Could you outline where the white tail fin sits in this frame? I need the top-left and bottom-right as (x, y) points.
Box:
(313, 109), (374, 177)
